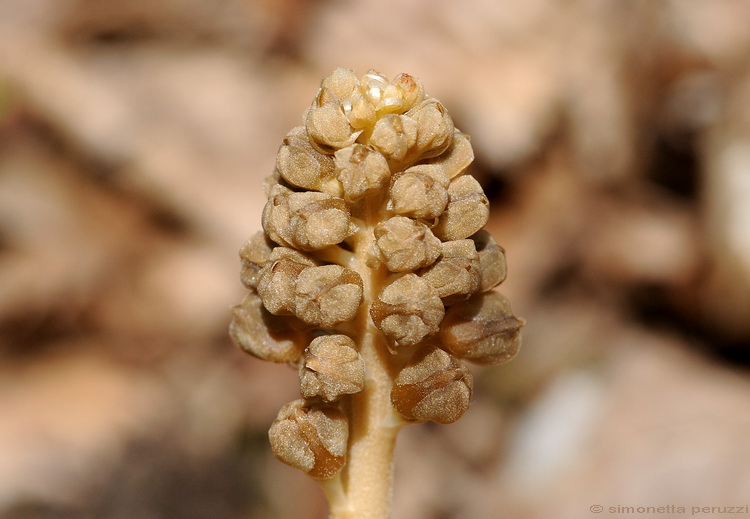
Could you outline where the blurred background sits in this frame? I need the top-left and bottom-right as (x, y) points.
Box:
(1, 0), (749, 518)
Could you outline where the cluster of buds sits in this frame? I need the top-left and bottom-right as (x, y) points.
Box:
(230, 68), (524, 484)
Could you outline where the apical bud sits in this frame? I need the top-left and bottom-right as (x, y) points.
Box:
(374, 216), (442, 272)
(391, 345), (472, 424)
(293, 265), (363, 327)
(269, 400), (349, 479)
(419, 239), (481, 305)
(299, 335), (365, 402)
(370, 274), (445, 350)
(306, 88), (362, 154)
(433, 175), (490, 241)
(391, 73), (425, 112)
(440, 291), (525, 365)
(229, 292), (307, 363)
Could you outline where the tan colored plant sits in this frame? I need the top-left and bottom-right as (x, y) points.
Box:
(230, 68), (524, 519)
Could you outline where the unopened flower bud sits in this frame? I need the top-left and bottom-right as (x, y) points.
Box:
(389, 165), (450, 219)
(256, 247), (317, 315)
(230, 292), (307, 363)
(276, 126), (337, 192)
(440, 291), (525, 365)
(321, 67), (359, 100)
(293, 265), (363, 327)
(269, 400), (348, 479)
(306, 88), (362, 154)
(334, 144), (390, 202)
(299, 335), (365, 402)
(262, 188), (353, 251)
(239, 231), (274, 289)
(370, 274), (445, 350)
(420, 239), (481, 305)
(391, 73), (425, 112)
(426, 131), (474, 179)
(374, 216), (442, 272)
(391, 345), (472, 424)
(369, 114), (418, 162)
(471, 230), (507, 291)
(406, 99), (454, 161)
(433, 175), (490, 241)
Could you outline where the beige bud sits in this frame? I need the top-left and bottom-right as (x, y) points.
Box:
(345, 92), (378, 130)
(370, 274), (445, 351)
(440, 291), (525, 365)
(471, 230), (507, 292)
(269, 400), (348, 479)
(406, 98), (454, 161)
(263, 189), (353, 251)
(321, 68), (359, 100)
(420, 239), (481, 305)
(427, 131), (474, 179)
(239, 231), (274, 289)
(391, 345), (472, 424)
(256, 247), (317, 315)
(392, 73), (425, 112)
(433, 175), (490, 241)
(293, 265), (364, 327)
(306, 88), (362, 154)
(334, 144), (391, 202)
(229, 292), (307, 363)
(389, 164), (450, 219)
(369, 114), (418, 162)
(276, 126), (336, 191)
(374, 216), (442, 272)
(299, 335), (365, 402)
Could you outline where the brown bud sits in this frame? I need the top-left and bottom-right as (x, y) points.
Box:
(262, 188), (353, 251)
(299, 335), (365, 402)
(391, 345), (472, 424)
(306, 88), (361, 154)
(433, 175), (490, 241)
(229, 292), (307, 363)
(440, 291), (525, 365)
(389, 165), (449, 219)
(406, 98), (454, 161)
(293, 265), (364, 327)
(374, 216), (442, 272)
(369, 114), (418, 162)
(269, 400), (348, 479)
(420, 239), (481, 305)
(276, 126), (337, 192)
(471, 230), (507, 291)
(426, 130), (474, 179)
(334, 144), (391, 202)
(256, 247), (317, 315)
(370, 274), (445, 350)
(239, 231), (274, 289)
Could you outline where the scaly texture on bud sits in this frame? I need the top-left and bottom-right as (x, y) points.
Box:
(391, 345), (472, 424)
(269, 400), (349, 479)
(299, 335), (365, 402)
(440, 291), (525, 365)
(231, 68), (524, 515)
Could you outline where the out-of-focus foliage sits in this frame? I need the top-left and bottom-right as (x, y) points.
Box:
(1, 1), (749, 518)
